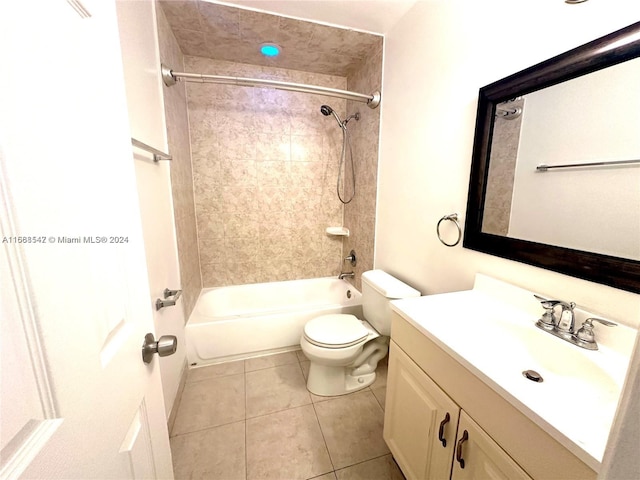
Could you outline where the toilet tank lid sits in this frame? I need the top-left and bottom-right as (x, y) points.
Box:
(362, 270), (421, 299)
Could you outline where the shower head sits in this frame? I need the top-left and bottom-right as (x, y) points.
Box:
(320, 105), (333, 116)
(320, 104), (345, 130)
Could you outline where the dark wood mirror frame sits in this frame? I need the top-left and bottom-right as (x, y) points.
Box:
(464, 21), (640, 294)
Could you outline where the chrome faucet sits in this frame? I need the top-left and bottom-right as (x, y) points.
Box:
(533, 295), (616, 350)
(338, 272), (355, 280)
(534, 294), (576, 338)
(554, 301), (577, 337)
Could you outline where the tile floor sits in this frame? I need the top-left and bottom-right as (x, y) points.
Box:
(169, 350), (404, 480)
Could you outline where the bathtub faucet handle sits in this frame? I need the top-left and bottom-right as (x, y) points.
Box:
(344, 250), (357, 267)
(156, 287), (183, 310)
(164, 288), (182, 299)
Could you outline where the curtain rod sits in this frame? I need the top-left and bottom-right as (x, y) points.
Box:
(161, 64), (381, 109)
(536, 158), (640, 171)
(131, 138), (172, 162)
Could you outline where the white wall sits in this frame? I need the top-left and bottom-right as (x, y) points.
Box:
(509, 60), (640, 259)
(376, 0), (640, 329)
(377, 2), (640, 476)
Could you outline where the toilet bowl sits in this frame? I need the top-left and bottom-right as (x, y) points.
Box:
(300, 270), (420, 396)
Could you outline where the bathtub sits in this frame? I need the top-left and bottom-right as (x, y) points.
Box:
(185, 277), (363, 366)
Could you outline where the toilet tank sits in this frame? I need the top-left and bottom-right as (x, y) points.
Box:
(361, 270), (420, 336)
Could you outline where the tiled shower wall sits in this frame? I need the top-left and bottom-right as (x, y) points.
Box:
(157, 6), (202, 319)
(186, 56), (348, 287)
(344, 42), (383, 290)
(483, 97), (525, 236)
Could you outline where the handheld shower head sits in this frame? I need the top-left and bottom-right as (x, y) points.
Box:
(320, 104), (358, 205)
(320, 104), (345, 130)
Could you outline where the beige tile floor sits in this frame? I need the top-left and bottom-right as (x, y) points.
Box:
(170, 350), (405, 480)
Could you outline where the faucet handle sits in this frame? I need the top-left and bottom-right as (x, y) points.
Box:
(574, 318), (617, 348)
(533, 294), (562, 309)
(533, 295), (561, 329)
(344, 250), (357, 267)
(585, 317), (617, 327)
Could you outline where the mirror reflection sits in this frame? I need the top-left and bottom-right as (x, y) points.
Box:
(482, 57), (640, 261)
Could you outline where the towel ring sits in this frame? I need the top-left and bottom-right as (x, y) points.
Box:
(437, 213), (462, 247)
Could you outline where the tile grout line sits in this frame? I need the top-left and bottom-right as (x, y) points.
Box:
(170, 369), (247, 439)
(310, 403), (336, 476)
(296, 356), (337, 476)
(371, 384), (386, 412)
(170, 418), (246, 439)
(184, 364), (246, 384)
(334, 452), (394, 474)
(304, 357), (336, 476)
(245, 398), (316, 422)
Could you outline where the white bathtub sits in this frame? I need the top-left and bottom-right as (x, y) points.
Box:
(185, 277), (363, 366)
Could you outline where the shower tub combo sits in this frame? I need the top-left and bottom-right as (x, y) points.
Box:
(185, 277), (362, 366)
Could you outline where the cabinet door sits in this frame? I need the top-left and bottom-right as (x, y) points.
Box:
(384, 341), (460, 480)
(452, 412), (532, 480)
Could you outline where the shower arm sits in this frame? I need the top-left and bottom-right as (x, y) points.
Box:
(161, 65), (381, 109)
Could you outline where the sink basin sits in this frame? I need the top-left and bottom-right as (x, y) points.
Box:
(519, 332), (618, 392)
(390, 274), (636, 471)
(491, 317), (623, 398)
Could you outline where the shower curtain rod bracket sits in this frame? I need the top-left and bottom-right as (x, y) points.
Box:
(162, 64), (177, 87)
(368, 91), (381, 109)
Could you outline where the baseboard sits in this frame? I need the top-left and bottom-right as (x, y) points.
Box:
(167, 359), (188, 436)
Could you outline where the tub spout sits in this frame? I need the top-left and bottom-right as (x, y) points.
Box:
(338, 272), (355, 280)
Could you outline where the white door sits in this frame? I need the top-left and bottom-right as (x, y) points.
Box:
(0, 1), (173, 478)
(115, 0), (186, 419)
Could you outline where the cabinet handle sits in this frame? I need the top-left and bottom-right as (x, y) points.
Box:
(455, 430), (469, 469)
(438, 412), (450, 447)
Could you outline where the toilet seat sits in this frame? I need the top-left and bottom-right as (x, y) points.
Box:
(303, 314), (369, 349)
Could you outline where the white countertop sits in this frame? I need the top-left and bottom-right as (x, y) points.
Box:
(390, 274), (636, 472)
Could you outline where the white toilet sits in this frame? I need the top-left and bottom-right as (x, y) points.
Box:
(300, 270), (420, 396)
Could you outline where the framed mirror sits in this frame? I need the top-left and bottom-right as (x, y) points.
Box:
(464, 21), (640, 294)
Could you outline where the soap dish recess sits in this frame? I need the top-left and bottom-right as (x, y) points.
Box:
(326, 227), (349, 237)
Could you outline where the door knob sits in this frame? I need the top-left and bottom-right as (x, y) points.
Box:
(142, 333), (177, 364)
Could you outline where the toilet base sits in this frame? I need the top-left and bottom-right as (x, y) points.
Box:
(307, 363), (377, 396)
(305, 337), (389, 396)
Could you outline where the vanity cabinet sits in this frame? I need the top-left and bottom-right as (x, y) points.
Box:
(385, 342), (531, 480)
(384, 312), (597, 480)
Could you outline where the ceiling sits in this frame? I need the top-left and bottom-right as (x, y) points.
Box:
(218, 0), (418, 34)
(159, 0), (385, 76)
